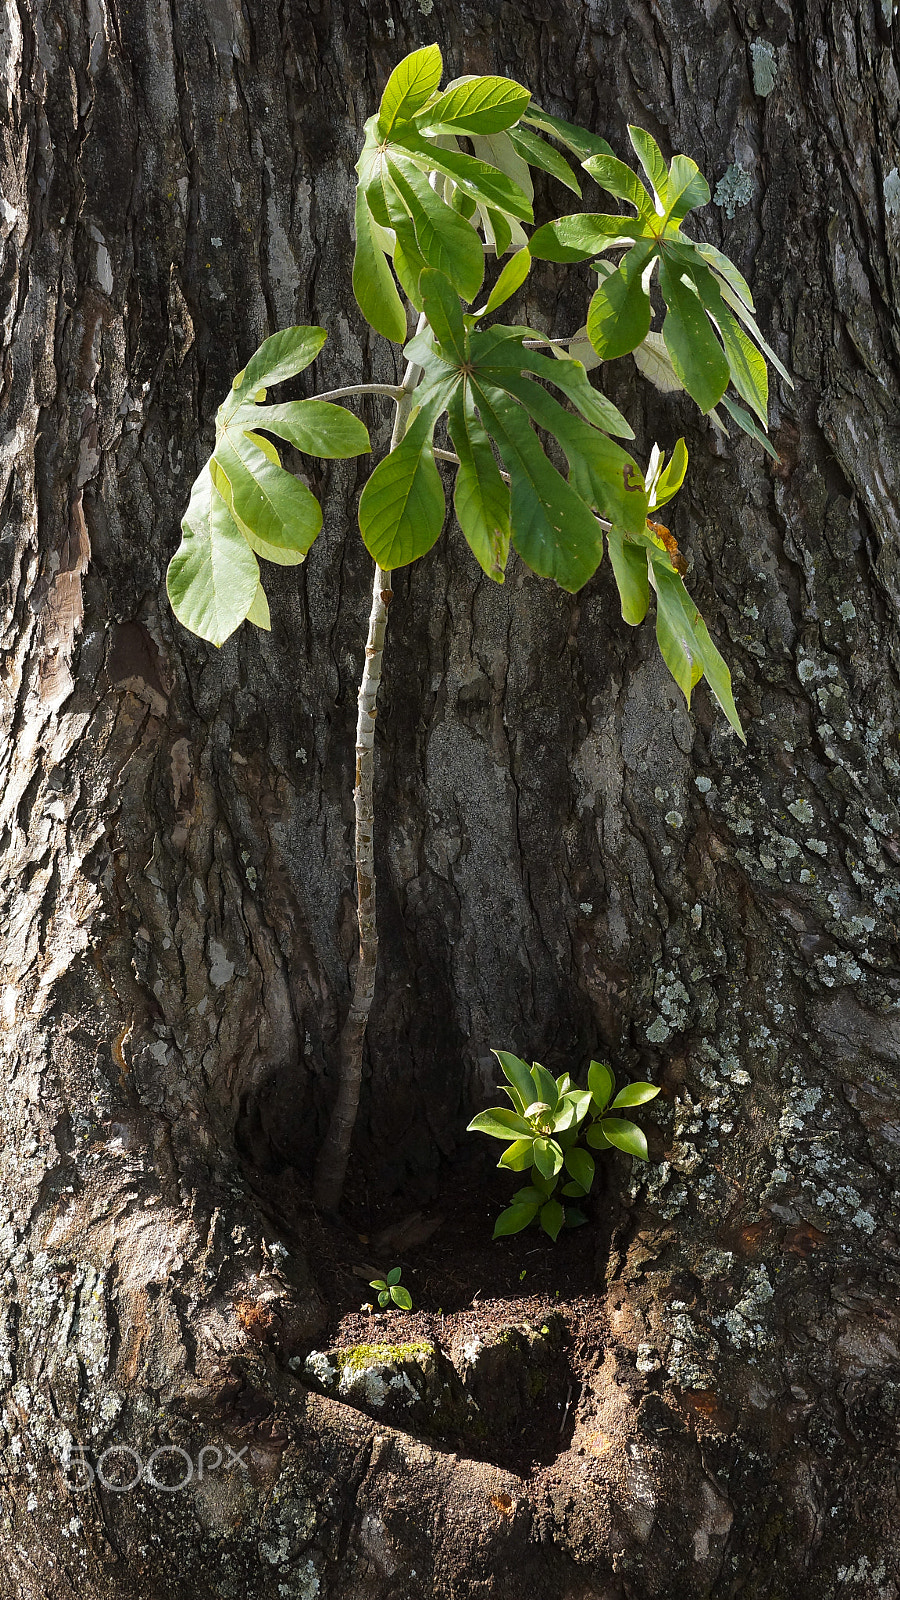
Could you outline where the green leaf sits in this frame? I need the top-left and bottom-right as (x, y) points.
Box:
(523, 106), (614, 163)
(471, 380), (605, 592)
(564, 1147), (596, 1192)
(628, 126), (669, 210)
(233, 326), (327, 395)
(386, 157), (485, 302)
(247, 400), (371, 459)
(648, 559), (745, 739)
(588, 1060), (614, 1112)
(472, 131), (533, 205)
(533, 1137), (563, 1181)
(492, 371), (647, 534)
(353, 187), (408, 343)
(246, 583), (271, 631)
(581, 152), (655, 217)
(663, 154), (710, 224)
(693, 239), (755, 312)
(632, 330), (685, 395)
(586, 242), (654, 361)
(720, 395), (781, 461)
(357, 401), (446, 569)
(483, 205), (513, 258)
(498, 1138), (536, 1170)
(650, 437), (689, 507)
(391, 128), (534, 222)
(564, 1206), (589, 1228)
(484, 247), (531, 313)
(601, 1117), (649, 1160)
(493, 1050), (538, 1111)
(529, 212), (644, 262)
(493, 1201), (539, 1238)
(167, 463), (261, 647)
(420, 76), (530, 135)
(512, 1185), (543, 1206)
(419, 267), (469, 363)
(392, 235), (430, 312)
(385, 1266), (401, 1285)
(377, 43), (444, 139)
(585, 1123), (611, 1150)
(508, 125), (581, 195)
(378, 1290), (390, 1307)
(561, 1180), (587, 1197)
(551, 1099), (578, 1133)
(369, 1278), (387, 1291)
(519, 348), (634, 438)
(530, 1061), (561, 1112)
(390, 1285), (413, 1310)
(562, 1090), (594, 1124)
(607, 528), (650, 625)
(213, 433), (322, 566)
(682, 259), (768, 423)
(658, 256), (730, 413)
(467, 1107), (534, 1140)
(539, 1199), (565, 1242)
(447, 385), (511, 582)
(610, 1082), (660, 1108)
(716, 280), (793, 387)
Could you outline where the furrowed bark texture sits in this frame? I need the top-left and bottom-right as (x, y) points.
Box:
(1, 0), (900, 1596)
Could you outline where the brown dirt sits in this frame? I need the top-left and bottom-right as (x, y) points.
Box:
(277, 1157), (622, 1479)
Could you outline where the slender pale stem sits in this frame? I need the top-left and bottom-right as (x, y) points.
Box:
(311, 383), (405, 402)
(312, 335), (423, 1212)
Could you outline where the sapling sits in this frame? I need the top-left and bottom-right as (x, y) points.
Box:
(165, 45), (787, 1211)
(468, 1052), (660, 1240)
(369, 1267), (413, 1310)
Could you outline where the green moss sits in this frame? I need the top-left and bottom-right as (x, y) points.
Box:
(336, 1340), (433, 1371)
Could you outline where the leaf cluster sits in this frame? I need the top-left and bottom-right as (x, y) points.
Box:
(166, 329), (370, 646)
(168, 44), (791, 741)
(529, 125), (792, 451)
(467, 1052), (660, 1241)
(369, 1266), (413, 1310)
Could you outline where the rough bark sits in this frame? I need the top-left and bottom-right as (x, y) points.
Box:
(2, 0), (900, 1596)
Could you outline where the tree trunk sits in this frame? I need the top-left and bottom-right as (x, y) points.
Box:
(2, 0), (900, 1594)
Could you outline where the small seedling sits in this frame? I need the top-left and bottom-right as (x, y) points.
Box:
(369, 1267), (413, 1310)
(468, 1052), (660, 1241)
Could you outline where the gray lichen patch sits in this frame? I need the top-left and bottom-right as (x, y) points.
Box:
(750, 39), (777, 96)
(714, 163), (753, 217)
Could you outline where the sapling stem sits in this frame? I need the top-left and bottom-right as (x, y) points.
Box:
(312, 334), (423, 1211)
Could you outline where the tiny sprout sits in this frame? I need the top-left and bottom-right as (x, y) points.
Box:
(519, 1269), (527, 1282)
(369, 1266), (413, 1311)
